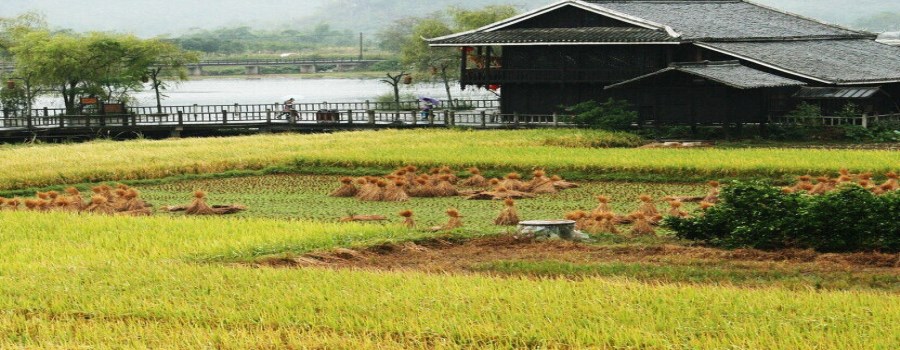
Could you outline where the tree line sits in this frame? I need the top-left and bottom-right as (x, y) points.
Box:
(0, 13), (198, 115)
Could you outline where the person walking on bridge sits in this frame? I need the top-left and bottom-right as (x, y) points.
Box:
(283, 97), (298, 123)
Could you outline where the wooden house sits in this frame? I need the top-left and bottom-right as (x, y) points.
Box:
(428, 0), (900, 124)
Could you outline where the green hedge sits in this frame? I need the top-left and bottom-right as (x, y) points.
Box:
(666, 182), (900, 252)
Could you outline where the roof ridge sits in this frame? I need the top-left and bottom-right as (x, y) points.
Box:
(670, 60), (740, 67)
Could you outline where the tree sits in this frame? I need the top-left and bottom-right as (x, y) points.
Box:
(399, 5), (518, 109)
(0, 12), (47, 115)
(142, 40), (199, 113)
(401, 19), (455, 108)
(381, 71), (409, 121)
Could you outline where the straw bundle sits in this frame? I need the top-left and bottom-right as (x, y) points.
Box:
(399, 210), (416, 229)
(330, 177), (359, 198)
(437, 208), (464, 231)
(438, 166), (458, 184)
(630, 213), (656, 236)
(340, 214), (387, 223)
(501, 173), (524, 191)
(2, 198), (20, 211)
(551, 175), (579, 189)
(791, 175), (813, 192)
(86, 195), (117, 215)
(703, 181), (720, 203)
(494, 198), (520, 226)
(356, 179), (383, 201)
(565, 210), (589, 230)
(881, 172), (899, 192)
(384, 180), (410, 202)
(434, 175), (458, 197)
(667, 200), (689, 218)
(461, 167), (489, 187)
(528, 170), (557, 194)
(65, 187), (85, 211)
(121, 189), (148, 211)
(408, 178), (435, 198)
(809, 177), (833, 195)
(699, 201), (715, 211)
(592, 196), (612, 215)
(638, 195), (659, 217)
(185, 190), (217, 215)
(597, 212), (620, 235)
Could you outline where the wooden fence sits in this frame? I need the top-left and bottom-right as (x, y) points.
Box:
(772, 113), (900, 128)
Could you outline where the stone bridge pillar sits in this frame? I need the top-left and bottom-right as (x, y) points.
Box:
(188, 66), (203, 76)
(245, 66), (260, 75)
(300, 65), (317, 74)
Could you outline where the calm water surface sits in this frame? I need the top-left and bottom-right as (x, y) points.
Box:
(34, 77), (495, 108)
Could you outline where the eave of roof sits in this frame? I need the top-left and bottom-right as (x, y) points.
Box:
(429, 27), (679, 46)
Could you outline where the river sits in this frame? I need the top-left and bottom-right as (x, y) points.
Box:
(33, 77), (496, 108)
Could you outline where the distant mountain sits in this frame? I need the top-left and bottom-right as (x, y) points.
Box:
(1, 0), (898, 36)
(307, 0), (900, 34)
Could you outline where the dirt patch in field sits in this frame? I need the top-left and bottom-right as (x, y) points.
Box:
(251, 235), (900, 274)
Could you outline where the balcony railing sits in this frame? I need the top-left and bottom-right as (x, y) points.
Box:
(462, 68), (654, 85)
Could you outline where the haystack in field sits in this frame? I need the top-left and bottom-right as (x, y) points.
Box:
(699, 201), (715, 211)
(703, 181), (721, 203)
(811, 177), (839, 195)
(667, 200), (690, 218)
(120, 189), (149, 212)
(384, 180), (410, 202)
(85, 195), (117, 215)
(528, 170), (557, 194)
(597, 212), (620, 235)
(2, 198), (20, 211)
(399, 210), (416, 228)
(65, 187), (85, 211)
(494, 198), (520, 226)
(565, 210), (589, 230)
(550, 175), (579, 189)
(433, 208), (463, 231)
(408, 178), (436, 198)
(461, 167), (489, 187)
(185, 190), (217, 215)
(330, 177), (359, 198)
(501, 173), (525, 191)
(638, 195), (659, 217)
(439, 166), (459, 184)
(629, 213), (656, 236)
(592, 196), (613, 216)
(792, 175), (813, 192)
(433, 175), (458, 197)
(880, 172), (899, 192)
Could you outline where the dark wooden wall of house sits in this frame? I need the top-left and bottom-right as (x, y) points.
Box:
(507, 5), (635, 29)
(603, 72), (781, 124)
(502, 46), (669, 71)
(502, 83), (608, 115)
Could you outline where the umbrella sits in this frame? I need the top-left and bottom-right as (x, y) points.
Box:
(419, 97), (441, 105)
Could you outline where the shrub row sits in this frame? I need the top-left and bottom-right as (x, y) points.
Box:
(667, 182), (900, 252)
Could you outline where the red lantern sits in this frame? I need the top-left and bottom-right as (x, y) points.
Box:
(6, 80), (15, 90)
(462, 46), (475, 53)
(488, 84), (500, 91)
(402, 75), (413, 85)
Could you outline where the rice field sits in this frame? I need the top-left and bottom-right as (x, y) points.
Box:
(136, 174), (708, 231)
(1, 211), (899, 349)
(2, 130), (899, 349)
(0, 129), (896, 191)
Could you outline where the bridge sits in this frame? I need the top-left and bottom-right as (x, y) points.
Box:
(0, 99), (570, 141)
(0, 58), (387, 75)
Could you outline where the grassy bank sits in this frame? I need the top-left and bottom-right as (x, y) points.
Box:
(0, 129), (896, 191)
(1, 211), (898, 348)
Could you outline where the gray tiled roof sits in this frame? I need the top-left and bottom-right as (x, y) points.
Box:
(606, 61), (805, 89)
(587, 0), (870, 41)
(794, 87), (881, 99)
(698, 40), (900, 84)
(429, 27), (677, 45)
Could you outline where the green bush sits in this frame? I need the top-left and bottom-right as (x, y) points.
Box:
(666, 182), (900, 252)
(563, 98), (637, 131)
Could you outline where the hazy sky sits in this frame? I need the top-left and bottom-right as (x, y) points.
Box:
(1, 0), (898, 36)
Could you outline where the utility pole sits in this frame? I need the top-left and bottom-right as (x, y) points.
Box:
(359, 32), (364, 60)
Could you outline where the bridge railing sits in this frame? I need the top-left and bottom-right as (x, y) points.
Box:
(0, 107), (569, 131)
